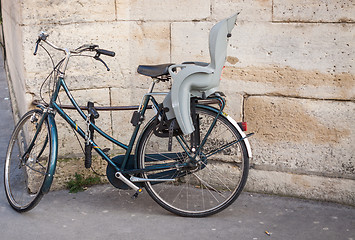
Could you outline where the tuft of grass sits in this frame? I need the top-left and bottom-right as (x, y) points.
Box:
(66, 173), (101, 193)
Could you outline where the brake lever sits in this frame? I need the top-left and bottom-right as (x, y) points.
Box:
(34, 38), (41, 55)
(94, 54), (110, 71)
(34, 32), (49, 55)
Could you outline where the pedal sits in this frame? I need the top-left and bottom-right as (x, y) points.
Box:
(132, 188), (143, 199)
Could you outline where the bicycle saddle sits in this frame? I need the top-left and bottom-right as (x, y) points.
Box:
(137, 63), (175, 78)
(162, 13), (239, 135)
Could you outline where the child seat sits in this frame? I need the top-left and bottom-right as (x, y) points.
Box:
(162, 13), (239, 135)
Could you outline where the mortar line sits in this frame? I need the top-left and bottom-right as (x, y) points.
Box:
(169, 22), (172, 63)
(271, 0), (274, 22)
(271, 20), (355, 24)
(109, 87), (114, 137)
(114, 0), (118, 21)
(250, 165), (355, 181)
(242, 94), (247, 122)
(19, 19), (215, 27)
(245, 93), (355, 103)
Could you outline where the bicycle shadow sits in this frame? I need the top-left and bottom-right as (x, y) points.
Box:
(40, 184), (170, 216)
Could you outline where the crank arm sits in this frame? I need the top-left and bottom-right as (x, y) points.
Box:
(130, 176), (176, 183)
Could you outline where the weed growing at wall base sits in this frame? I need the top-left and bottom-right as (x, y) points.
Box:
(66, 173), (101, 193)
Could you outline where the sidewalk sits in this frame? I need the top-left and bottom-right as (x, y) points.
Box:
(0, 55), (354, 240)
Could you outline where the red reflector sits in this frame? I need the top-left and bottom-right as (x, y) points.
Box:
(238, 122), (247, 131)
(242, 122), (247, 131)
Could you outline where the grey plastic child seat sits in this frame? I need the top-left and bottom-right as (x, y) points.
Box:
(163, 13), (239, 135)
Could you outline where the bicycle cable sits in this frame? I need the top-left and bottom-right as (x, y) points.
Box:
(38, 43), (107, 177)
(38, 44), (65, 105)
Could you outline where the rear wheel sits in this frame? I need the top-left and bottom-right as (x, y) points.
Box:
(137, 106), (249, 217)
(4, 109), (51, 212)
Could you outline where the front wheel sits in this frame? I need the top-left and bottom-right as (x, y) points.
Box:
(137, 106), (249, 217)
(4, 109), (52, 212)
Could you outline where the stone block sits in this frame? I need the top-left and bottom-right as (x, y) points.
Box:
(222, 66), (355, 101)
(246, 169), (355, 205)
(211, 0), (272, 22)
(217, 87), (244, 121)
(171, 22), (211, 64)
(222, 21), (355, 100)
(227, 21), (354, 74)
(116, 0), (210, 21)
(244, 96), (355, 179)
(21, 0), (116, 25)
(273, 0), (355, 23)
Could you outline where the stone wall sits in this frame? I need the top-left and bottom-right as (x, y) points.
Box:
(2, 0), (354, 205)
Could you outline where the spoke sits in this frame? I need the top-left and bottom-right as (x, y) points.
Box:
(36, 159), (47, 170)
(171, 172), (190, 204)
(155, 170), (180, 196)
(200, 161), (233, 192)
(192, 173), (221, 202)
(24, 160), (47, 175)
(205, 139), (239, 158)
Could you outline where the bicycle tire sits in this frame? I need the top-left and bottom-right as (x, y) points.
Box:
(137, 106), (249, 217)
(4, 109), (52, 212)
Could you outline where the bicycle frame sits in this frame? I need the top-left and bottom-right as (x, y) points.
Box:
(32, 74), (246, 192)
(25, 38), (251, 194)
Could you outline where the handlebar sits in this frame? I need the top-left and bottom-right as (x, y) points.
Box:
(34, 32), (115, 57)
(33, 32), (115, 71)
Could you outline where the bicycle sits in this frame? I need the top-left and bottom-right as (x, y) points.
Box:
(4, 14), (253, 217)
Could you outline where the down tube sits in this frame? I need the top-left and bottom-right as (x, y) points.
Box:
(58, 78), (128, 150)
(52, 102), (121, 172)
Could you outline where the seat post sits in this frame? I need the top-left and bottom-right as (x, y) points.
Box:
(148, 78), (158, 93)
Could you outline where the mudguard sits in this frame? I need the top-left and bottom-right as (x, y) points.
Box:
(163, 13), (239, 135)
(223, 113), (253, 158)
(41, 113), (58, 194)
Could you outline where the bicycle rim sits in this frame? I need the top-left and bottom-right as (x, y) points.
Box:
(4, 110), (51, 212)
(138, 107), (249, 217)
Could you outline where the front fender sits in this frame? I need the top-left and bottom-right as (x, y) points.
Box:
(41, 113), (58, 194)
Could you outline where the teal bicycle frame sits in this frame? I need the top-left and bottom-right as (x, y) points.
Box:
(26, 38), (240, 194)
(36, 76), (229, 193)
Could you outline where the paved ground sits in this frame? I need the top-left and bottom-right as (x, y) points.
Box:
(0, 55), (354, 240)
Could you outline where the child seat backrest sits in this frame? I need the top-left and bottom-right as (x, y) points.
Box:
(208, 13), (238, 88)
(163, 13), (239, 135)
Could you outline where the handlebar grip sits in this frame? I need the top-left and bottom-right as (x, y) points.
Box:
(96, 49), (115, 57)
(34, 39), (40, 55)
